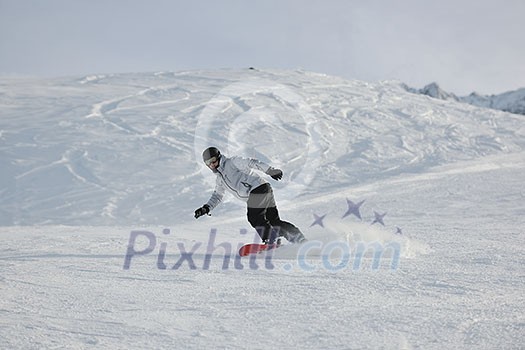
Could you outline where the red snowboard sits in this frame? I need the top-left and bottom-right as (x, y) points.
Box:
(238, 243), (281, 257)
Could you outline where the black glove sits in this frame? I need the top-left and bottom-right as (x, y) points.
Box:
(266, 168), (283, 181)
(194, 204), (210, 219)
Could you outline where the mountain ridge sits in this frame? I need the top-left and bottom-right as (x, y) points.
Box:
(404, 82), (525, 115)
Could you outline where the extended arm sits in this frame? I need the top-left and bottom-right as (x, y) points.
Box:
(194, 178), (226, 219)
(232, 157), (283, 180)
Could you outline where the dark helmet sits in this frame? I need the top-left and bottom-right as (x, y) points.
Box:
(202, 147), (221, 164)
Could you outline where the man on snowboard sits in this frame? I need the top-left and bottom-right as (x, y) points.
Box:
(194, 147), (306, 245)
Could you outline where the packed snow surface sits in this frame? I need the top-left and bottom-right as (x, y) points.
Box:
(1, 69), (524, 349)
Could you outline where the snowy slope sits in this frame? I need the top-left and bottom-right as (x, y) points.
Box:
(1, 69), (524, 226)
(405, 82), (525, 115)
(1, 69), (524, 349)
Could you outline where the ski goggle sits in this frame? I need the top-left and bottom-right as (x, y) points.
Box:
(204, 156), (218, 166)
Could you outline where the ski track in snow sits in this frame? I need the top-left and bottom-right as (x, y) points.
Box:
(1, 69), (524, 349)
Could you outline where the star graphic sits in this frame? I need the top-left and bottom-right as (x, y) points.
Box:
(342, 199), (365, 219)
(371, 211), (387, 226)
(310, 213), (327, 227)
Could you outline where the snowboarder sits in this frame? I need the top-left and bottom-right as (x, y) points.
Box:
(194, 147), (306, 245)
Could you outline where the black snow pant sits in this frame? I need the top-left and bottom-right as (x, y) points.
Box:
(246, 183), (305, 244)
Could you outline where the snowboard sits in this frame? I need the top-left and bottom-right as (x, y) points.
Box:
(238, 243), (281, 257)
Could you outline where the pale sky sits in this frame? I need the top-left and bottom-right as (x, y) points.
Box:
(1, 0), (524, 95)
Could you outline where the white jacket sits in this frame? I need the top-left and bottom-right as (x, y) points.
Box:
(205, 155), (272, 210)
